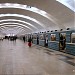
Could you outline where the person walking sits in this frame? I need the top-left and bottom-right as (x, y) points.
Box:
(28, 37), (32, 47)
(23, 36), (25, 43)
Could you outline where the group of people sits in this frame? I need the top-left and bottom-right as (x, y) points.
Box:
(23, 36), (32, 47)
(5, 36), (17, 41)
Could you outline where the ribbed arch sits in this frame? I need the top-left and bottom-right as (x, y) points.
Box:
(0, 25), (31, 35)
(0, 3), (55, 21)
(0, 22), (33, 31)
(0, 19), (38, 30)
(0, 1), (74, 35)
(0, 14), (45, 28)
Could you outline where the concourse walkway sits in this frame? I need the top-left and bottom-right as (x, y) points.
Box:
(0, 39), (75, 75)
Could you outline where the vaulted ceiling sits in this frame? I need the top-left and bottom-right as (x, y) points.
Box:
(0, 0), (75, 36)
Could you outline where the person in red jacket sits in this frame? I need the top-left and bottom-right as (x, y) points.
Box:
(28, 37), (32, 47)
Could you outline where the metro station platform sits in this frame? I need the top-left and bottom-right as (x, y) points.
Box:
(0, 39), (75, 75)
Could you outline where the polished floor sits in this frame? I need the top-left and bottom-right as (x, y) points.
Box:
(0, 39), (75, 75)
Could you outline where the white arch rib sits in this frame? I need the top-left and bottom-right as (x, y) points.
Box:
(0, 3), (67, 28)
(0, 3), (52, 20)
(0, 3), (60, 25)
(0, 22), (33, 31)
(0, 14), (45, 28)
(0, 25), (30, 35)
(0, 19), (37, 29)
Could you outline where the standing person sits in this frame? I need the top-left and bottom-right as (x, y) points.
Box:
(37, 36), (39, 44)
(23, 36), (25, 43)
(45, 36), (48, 47)
(28, 37), (32, 47)
(60, 34), (64, 49)
(14, 36), (17, 42)
(63, 36), (66, 50)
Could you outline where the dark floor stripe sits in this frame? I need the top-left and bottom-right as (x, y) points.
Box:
(59, 59), (75, 66)
(56, 54), (74, 59)
(44, 49), (54, 52)
(36, 48), (41, 50)
(44, 52), (52, 55)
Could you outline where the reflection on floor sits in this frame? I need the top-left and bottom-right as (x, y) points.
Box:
(0, 39), (75, 75)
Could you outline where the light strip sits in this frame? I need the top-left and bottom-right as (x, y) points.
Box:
(0, 25), (27, 30)
(0, 3), (59, 25)
(0, 25), (29, 32)
(0, 26), (30, 34)
(14, 27), (30, 34)
(0, 25), (31, 35)
(0, 25), (32, 32)
(4, 26), (28, 32)
(0, 3), (47, 18)
(0, 22), (33, 31)
(2, 29), (26, 35)
(0, 14), (45, 28)
(0, 19), (37, 29)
